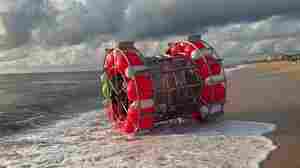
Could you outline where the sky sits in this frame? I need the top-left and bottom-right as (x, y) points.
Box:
(0, 0), (300, 73)
(204, 17), (300, 64)
(0, 0), (16, 13)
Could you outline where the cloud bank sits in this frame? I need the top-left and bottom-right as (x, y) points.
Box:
(119, 0), (300, 39)
(3, 0), (300, 43)
(203, 16), (300, 64)
(0, 0), (300, 73)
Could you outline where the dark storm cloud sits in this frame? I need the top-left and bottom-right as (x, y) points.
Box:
(79, 0), (131, 36)
(4, 0), (300, 44)
(120, 0), (300, 39)
(211, 16), (300, 42)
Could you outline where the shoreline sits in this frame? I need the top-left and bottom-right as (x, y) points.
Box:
(1, 60), (299, 167)
(0, 62), (279, 168)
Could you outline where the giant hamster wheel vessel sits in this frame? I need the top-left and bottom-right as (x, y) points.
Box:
(101, 40), (227, 135)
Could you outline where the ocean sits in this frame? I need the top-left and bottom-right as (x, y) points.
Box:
(0, 71), (101, 137)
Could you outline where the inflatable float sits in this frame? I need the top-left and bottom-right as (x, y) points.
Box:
(100, 35), (227, 135)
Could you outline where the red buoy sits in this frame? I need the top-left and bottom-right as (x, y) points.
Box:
(127, 76), (153, 101)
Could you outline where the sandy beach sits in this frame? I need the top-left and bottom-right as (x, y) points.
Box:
(225, 61), (300, 168)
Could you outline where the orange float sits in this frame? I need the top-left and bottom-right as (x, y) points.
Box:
(167, 37), (226, 121)
(101, 37), (227, 135)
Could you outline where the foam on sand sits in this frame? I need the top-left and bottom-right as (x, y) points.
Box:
(0, 110), (277, 168)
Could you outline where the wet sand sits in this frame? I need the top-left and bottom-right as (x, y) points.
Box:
(225, 61), (300, 168)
